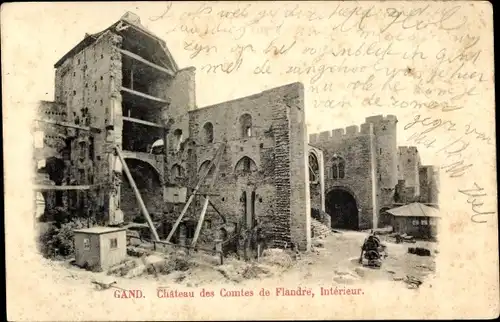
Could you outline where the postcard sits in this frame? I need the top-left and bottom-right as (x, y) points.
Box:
(2, 1), (498, 320)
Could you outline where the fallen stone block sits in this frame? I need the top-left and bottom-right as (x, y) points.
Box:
(107, 260), (137, 276)
(125, 264), (146, 278)
(127, 247), (150, 257)
(260, 250), (293, 268)
(408, 247), (431, 256)
(312, 239), (325, 248)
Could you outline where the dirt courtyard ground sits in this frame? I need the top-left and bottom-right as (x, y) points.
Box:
(42, 229), (437, 293)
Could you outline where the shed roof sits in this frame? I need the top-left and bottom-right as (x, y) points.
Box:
(386, 203), (440, 218)
(73, 226), (126, 234)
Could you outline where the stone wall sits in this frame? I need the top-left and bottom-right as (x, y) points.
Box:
(308, 115), (401, 230)
(309, 124), (376, 230)
(43, 14), (311, 251)
(284, 83), (310, 251)
(366, 115), (399, 190)
(120, 158), (164, 221)
(419, 165), (439, 204)
(185, 82), (310, 251)
(399, 146), (421, 198)
(34, 101), (70, 214)
(54, 30), (124, 224)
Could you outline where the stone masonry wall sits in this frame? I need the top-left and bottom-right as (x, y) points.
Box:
(53, 31), (123, 222)
(398, 146), (421, 198)
(185, 82), (310, 250)
(419, 165), (439, 204)
(162, 67), (196, 186)
(284, 83), (310, 251)
(309, 115), (403, 230)
(310, 128), (376, 230)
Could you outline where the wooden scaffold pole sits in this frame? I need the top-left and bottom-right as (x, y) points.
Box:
(115, 146), (160, 241)
(166, 143), (225, 243)
(191, 145), (223, 247)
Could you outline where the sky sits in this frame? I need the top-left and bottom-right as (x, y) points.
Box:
(3, 2), (495, 166)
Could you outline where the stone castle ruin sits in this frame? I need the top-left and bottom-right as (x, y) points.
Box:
(33, 13), (439, 262)
(308, 115), (439, 230)
(33, 12), (312, 254)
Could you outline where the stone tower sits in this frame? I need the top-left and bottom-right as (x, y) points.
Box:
(365, 115), (398, 206)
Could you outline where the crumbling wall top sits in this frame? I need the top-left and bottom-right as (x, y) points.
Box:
(365, 114), (398, 124)
(398, 146), (419, 155)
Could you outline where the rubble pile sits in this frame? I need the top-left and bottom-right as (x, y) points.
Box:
(408, 247), (432, 257)
(260, 248), (293, 268)
(106, 245), (290, 285)
(311, 218), (331, 239)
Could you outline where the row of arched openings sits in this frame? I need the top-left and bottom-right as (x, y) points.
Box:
(197, 156), (258, 180)
(199, 113), (253, 145)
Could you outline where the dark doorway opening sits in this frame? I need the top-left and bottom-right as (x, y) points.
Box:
(379, 207), (392, 228)
(326, 189), (359, 230)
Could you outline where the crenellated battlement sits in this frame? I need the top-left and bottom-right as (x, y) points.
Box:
(308, 123), (374, 143)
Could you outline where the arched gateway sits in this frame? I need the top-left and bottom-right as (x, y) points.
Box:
(325, 188), (359, 230)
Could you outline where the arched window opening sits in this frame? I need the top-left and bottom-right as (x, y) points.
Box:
(235, 156), (257, 175)
(332, 154), (345, 179)
(150, 139), (164, 155)
(309, 152), (319, 183)
(173, 129), (183, 152)
(239, 114), (253, 138)
(78, 140), (87, 159)
(171, 164), (184, 180)
(203, 122), (214, 144)
(199, 160), (215, 183)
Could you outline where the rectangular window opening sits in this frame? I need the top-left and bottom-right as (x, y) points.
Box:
(110, 238), (118, 249)
(83, 238), (90, 250)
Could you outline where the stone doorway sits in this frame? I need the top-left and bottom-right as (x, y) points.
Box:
(326, 189), (359, 230)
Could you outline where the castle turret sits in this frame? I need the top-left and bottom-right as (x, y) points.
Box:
(398, 146), (421, 198)
(364, 115), (398, 205)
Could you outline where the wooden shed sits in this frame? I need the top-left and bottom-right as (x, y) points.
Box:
(73, 226), (127, 271)
(386, 203), (440, 240)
